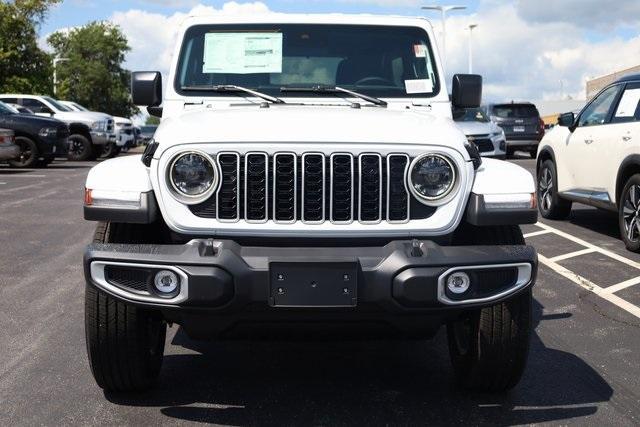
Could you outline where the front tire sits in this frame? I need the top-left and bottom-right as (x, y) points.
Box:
(85, 222), (166, 392)
(68, 134), (94, 161)
(619, 174), (640, 252)
(448, 225), (532, 392)
(538, 160), (572, 219)
(8, 136), (40, 168)
(101, 142), (120, 159)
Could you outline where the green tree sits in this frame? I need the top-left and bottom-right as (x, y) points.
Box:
(48, 21), (138, 117)
(0, 0), (61, 94)
(145, 115), (161, 125)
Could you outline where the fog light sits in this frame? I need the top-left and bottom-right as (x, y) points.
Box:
(154, 270), (179, 294)
(447, 272), (471, 295)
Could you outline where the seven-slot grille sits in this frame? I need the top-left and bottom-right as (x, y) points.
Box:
(189, 152), (415, 224)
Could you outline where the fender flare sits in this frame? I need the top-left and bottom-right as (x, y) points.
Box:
(616, 154), (640, 202)
(466, 158), (537, 226)
(84, 155), (157, 224)
(536, 145), (556, 174)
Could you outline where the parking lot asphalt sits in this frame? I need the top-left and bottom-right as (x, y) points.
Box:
(1, 155), (640, 426)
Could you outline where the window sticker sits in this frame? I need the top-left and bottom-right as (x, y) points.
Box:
(203, 32), (283, 74)
(414, 44), (427, 58)
(405, 78), (434, 94)
(615, 88), (640, 118)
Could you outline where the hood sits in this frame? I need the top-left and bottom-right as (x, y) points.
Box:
(455, 120), (499, 136)
(54, 111), (111, 124)
(155, 105), (467, 149)
(6, 113), (66, 128)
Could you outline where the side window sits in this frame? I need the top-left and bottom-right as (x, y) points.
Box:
(612, 84), (640, 123)
(21, 98), (51, 114)
(1, 98), (18, 104)
(578, 85), (621, 127)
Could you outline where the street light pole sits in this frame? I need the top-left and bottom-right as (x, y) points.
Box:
(422, 5), (467, 67)
(53, 57), (70, 97)
(468, 24), (478, 74)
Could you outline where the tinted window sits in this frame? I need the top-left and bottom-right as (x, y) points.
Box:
(491, 104), (539, 119)
(0, 101), (17, 114)
(453, 107), (489, 122)
(21, 98), (51, 113)
(0, 97), (18, 104)
(612, 84), (640, 123)
(175, 24), (439, 99)
(578, 85), (621, 127)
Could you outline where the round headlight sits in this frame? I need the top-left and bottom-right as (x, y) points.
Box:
(409, 154), (457, 204)
(169, 151), (218, 203)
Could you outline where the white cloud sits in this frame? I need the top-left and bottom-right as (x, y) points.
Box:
(110, 2), (271, 78)
(442, 3), (640, 102)
(515, 0), (640, 30)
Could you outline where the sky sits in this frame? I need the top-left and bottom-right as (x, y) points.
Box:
(38, 0), (640, 102)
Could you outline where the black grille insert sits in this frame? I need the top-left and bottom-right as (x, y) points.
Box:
(274, 153), (296, 222)
(331, 154), (354, 223)
(245, 153), (268, 221)
(217, 153), (240, 220)
(105, 266), (151, 294)
(302, 154), (325, 222)
(359, 154), (382, 222)
(387, 155), (410, 222)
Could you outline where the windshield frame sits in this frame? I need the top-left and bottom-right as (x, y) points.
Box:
(42, 96), (73, 112)
(173, 23), (441, 100)
(0, 101), (18, 115)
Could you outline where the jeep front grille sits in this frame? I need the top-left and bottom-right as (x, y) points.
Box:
(189, 152), (433, 224)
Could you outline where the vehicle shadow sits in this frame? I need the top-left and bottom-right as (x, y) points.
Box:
(105, 299), (612, 425)
(566, 206), (621, 240)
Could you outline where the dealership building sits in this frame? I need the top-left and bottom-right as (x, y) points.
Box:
(586, 65), (640, 99)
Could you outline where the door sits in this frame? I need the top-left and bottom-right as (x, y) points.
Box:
(608, 82), (640, 204)
(566, 84), (623, 194)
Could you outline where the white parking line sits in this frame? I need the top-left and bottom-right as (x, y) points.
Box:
(0, 174), (47, 178)
(523, 229), (552, 238)
(550, 248), (597, 263)
(602, 277), (640, 295)
(530, 222), (640, 319)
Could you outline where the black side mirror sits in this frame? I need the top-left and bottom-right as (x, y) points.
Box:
(131, 71), (162, 107)
(452, 74), (483, 109)
(557, 112), (575, 128)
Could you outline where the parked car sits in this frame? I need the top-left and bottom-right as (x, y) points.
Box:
(485, 102), (545, 158)
(0, 128), (20, 162)
(0, 95), (115, 161)
(7, 103), (34, 115)
(0, 101), (69, 168)
(60, 100), (132, 157)
(82, 14), (538, 393)
(138, 125), (157, 145)
(453, 107), (506, 158)
(538, 73), (640, 252)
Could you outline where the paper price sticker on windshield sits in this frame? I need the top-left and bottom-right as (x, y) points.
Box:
(405, 79), (434, 94)
(203, 32), (283, 74)
(414, 44), (427, 58)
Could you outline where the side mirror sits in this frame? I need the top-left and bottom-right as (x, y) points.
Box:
(131, 71), (162, 107)
(557, 112), (575, 128)
(451, 74), (483, 109)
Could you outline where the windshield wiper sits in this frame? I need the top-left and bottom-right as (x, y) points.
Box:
(280, 85), (387, 107)
(181, 84), (285, 104)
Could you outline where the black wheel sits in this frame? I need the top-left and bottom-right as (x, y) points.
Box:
(8, 136), (39, 168)
(537, 160), (572, 219)
(101, 143), (120, 159)
(68, 134), (94, 161)
(85, 222), (166, 392)
(448, 225), (532, 392)
(619, 174), (640, 252)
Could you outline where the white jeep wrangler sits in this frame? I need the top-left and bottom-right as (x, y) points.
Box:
(82, 14), (538, 393)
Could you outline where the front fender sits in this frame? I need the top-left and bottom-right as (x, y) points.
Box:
(466, 158), (537, 226)
(84, 155), (157, 223)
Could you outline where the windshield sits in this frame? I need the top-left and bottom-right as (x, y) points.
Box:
(175, 24), (439, 99)
(492, 104), (539, 119)
(0, 101), (17, 115)
(453, 107), (489, 123)
(141, 126), (157, 133)
(71, 102), (89, 111)
(42, 96), (73, 112)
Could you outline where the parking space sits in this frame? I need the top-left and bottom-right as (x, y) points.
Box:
(1, 156), (640, 425)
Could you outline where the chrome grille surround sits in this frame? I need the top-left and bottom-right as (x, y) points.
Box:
(153, 143), (473, 238)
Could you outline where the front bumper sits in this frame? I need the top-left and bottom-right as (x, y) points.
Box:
(90, 131), (117, 145)
(84, 239), (537, 336)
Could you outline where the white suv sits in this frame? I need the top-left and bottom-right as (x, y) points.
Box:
(81, 14), (539, 393)
(537, 74), (640, 251)
(0, 95), (116, 161)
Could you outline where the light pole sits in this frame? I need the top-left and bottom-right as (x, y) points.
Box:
(468, 24), (478, 74)
(53, 57), (70, 97)
(422, 5), (467, 66)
